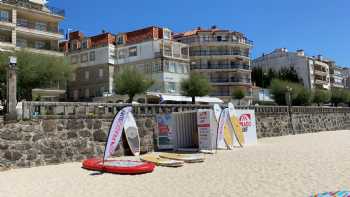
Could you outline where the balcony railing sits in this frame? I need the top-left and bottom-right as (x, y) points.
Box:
(185, 37), (253, 46)
(0, 0), (65, 17)
(0, 16), (11, 23)
(190, 51), (249, 57)
(0, 36), (12, 43)
(210, 78), (251, 84)
(17, 21), (64, 34)
(191, 64), (250, 70)
(155, 51), (190, 60)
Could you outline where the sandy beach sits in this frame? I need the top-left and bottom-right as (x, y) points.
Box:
(1, 130), (350, 197)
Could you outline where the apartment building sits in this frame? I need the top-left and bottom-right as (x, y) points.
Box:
(341, 67), (350, 89)
(60, 31), (116, 101)
(116, 26), (190, 95)
(328, 63), (345, 88)
(0, 0), (64, 56)
(253, 48), (331, 90)
(174, 26), (253, 103)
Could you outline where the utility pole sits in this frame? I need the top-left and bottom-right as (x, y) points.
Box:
(6, 56), (17, 121)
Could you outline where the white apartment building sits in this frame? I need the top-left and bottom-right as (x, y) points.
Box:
(0, 0), (64, 56)
(115, 27), (190, 95)
(253, 48), (331, 90)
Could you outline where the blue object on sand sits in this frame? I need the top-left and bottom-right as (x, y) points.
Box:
(311, 191), (350, 197)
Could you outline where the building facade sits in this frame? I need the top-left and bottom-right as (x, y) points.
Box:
(329, 63), (345, 89)
(253, 48), (332, 90)
(60, 31), (116, 101)
(115, 26), (190, 95)
(0, 0), (64, 56)
(174, 26), (253, 103)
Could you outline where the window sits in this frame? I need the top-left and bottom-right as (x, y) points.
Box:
(99, 68), (103, 78)
(81, 40), (88, 49)
(153, 63), (161, 73)
(117, 35), (124, 44)
(89, 51), (95, 61)
(71, 55), (78, 64)
(73, 90), (79, 101)
(35, 41), (46, 49)
(100, 86), (105, 96)
(0, 10), (9, 22)
(217, 36), (222, 41)
(118, 48), (127, 59)
(72, 73), (76, 81)
(168, 61), (176, 73)
(35, 22), (47, 31)
(177, 63), (184, 74)
(84, 88), (89, 98)
(17, 18), (27, 27)
(128, 46), (137, 57)
(166, 82), (176, 93)
(85, 71), (89, 80)
(81, 53), (88, 63)
(16, 39), (27, 48)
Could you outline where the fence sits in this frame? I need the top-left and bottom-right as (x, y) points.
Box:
(19, 101), (350, 120)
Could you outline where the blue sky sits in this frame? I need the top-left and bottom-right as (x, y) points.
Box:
(50, 0), (350, 66)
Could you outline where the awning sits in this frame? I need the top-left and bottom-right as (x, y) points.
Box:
(147, 92), (224, 104)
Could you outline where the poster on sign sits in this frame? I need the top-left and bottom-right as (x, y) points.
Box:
(197, 109), (217, 151)
(235, 109), (258, 145)
(156, 114), (174, 150)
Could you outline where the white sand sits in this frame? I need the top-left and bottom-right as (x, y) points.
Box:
(1, 130), (350, 197)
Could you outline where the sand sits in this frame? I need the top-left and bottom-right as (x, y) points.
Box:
(1, 130), (350, 197)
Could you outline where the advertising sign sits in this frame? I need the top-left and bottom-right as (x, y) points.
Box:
(197, 110), (214, 151)
(236, 109), (258, 145)
(156, 114), (173, 150)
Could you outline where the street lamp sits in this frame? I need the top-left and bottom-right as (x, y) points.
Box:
(286, 86), (293, 107)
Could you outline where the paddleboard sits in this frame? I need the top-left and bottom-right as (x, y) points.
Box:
(214, 104), (233, 149)
(159, 153), (205, 163)
(82, 158), (155, 175)
(124, 112), (141, 156)
(228, 103), (244, 147)
(310, 191), (350, 197)
(140, 153), (184, 167)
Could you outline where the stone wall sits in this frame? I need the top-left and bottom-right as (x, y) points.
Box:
(2, 104), (350, 169)
(0, 116), (155, 169)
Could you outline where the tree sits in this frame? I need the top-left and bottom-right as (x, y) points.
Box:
(278, 67), (301, 84)
(313, 89), (331, 106)
(252, 66), (302, 88)
(269, 79), (311, 106)
(330, 88), (350, 106)
(114, 67), (154, 103)
(181, 72), (212, 104)
(0, 50), (73, 101)
(232, 88), (245, 105)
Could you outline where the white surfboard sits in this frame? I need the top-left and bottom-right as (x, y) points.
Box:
(124, 112), (141, 156)
(228, 103), (244, 147)
(213, 104), (222, 122)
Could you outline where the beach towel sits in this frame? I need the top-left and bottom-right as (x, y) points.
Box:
(310, 191), (350, 197)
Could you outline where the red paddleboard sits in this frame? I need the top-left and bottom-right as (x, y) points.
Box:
(82, 158), (155, 175)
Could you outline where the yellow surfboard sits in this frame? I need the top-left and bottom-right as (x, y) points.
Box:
(224, 124), (234, 149)
(228, 103), (244, 147)
(159, 153), (205, 163)
(140, 154), (184, 167)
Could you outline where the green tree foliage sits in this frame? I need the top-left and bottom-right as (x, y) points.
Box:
(114, 67), (154, 103)
(232, 88), (245, 105)
(269, 79), (311, 106)
(0, 50), (73, 101)
(181, 72), (212, 104)
(330, 88), (350, 106)
(313, 89), (331, 106)
(252, 67), (302, 88)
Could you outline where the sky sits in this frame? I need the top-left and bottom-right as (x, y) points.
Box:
(50, 0), (350, 66)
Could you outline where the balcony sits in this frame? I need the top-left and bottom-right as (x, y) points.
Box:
(0, 0), (65, 17)
(186, 37), (253, 47)
(155, 51), (189, 60)
(191, 64), (250, 70)
(210, 77), (251, 85)
(189, 50), (250, 58)
(17, 20), (63, 34)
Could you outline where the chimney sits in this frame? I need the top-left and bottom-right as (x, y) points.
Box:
(211, 25), (217, 29)
(197, 26), (202, 30)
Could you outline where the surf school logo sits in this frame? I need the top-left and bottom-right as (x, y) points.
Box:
(239, 114), (252, 127)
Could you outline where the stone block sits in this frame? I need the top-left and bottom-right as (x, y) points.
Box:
(4, 151), (22, 161)
(93, 130), (107, 142)
(42, 120), (57, 132)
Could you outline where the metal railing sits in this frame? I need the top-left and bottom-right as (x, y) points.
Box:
(0, 0), (65, 17)
(17, 20), (64, 34)
(191, 64), (250, 70)
(0, 16), (11, 23)
(189, 51), (249, 57)
(188, 37), (253, 46)
(210, 78), (251, 84)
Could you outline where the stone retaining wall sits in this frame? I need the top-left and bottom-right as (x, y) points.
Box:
(1, 105), (350, 169)
(0, 116), (155, 169)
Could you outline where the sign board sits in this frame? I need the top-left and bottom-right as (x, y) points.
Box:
(236, 109), (258, 145)
(197, 109), (218, 151)
(156, 114), (173, 150)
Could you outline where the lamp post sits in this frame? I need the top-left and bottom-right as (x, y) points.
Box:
(286, 86), (293, 107)
(6, 56), (17, 120)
